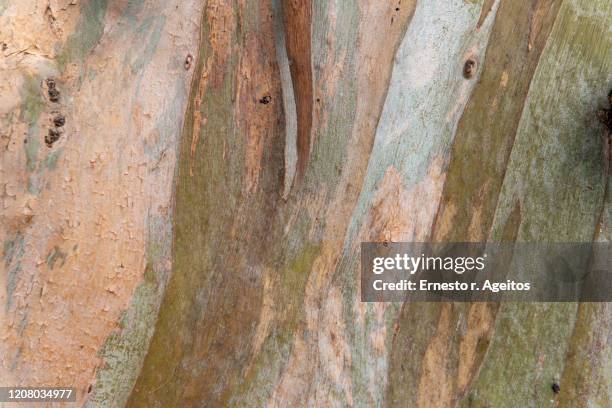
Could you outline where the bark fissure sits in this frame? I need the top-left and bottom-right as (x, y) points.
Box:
(282, 0), (314, 189)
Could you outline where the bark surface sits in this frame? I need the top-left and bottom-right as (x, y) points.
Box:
(0, 0), (610, 407)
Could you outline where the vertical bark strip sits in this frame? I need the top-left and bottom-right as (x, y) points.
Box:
(273, 0), (299, 198)
(1, 1), (201, 406)
(128, 1), (286, 406)
(281, 0), (313, 187)
(388, 0), (593, 406)
(463, 0), (610, 406)
(129, 0), (416, 406)
(431, 0), (563, 244)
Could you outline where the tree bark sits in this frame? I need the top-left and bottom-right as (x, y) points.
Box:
(1, 0), (610, 407)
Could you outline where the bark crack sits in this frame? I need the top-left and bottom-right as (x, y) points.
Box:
(279, 0), (314, 193)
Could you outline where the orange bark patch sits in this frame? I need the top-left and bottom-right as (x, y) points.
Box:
(417, 304), (453, 408)
(364, 159), (446, 243)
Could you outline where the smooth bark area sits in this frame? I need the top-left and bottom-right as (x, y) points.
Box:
(1, 0), (610, 407)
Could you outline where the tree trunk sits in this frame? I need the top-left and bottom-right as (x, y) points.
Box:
(1, 0), (610, 407)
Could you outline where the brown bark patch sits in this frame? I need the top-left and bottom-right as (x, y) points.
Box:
(456, 303), (496, 394)
(417, 304), (454, 408)
(236, 28), (281, 194)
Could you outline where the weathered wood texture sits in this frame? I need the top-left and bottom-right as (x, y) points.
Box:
(0, 0), (610, 407)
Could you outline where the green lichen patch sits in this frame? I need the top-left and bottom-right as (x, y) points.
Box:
(20, 75), (44, 172)
(46, 246), (67, 270)
(57, 0), (109, 70)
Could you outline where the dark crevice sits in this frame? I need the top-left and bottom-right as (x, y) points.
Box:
(281, 0), (314, 189)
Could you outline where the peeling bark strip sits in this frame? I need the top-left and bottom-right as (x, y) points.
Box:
(273, 0), (298, 198)
(389, 0), (563, 405)
(130, 0), (416, 406)
(468, 1), (611, 405)
(378, 1), (502, 404)
(128, 1), (286, 406)
(431, 0), (563, 243)
(389, 0), (608, 406)
(281, 0), (313, 187)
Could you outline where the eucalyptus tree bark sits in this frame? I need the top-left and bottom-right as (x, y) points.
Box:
(0, 0), (610, 407)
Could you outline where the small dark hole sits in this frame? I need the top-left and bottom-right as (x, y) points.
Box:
(552, 382), (560, 394)
(259, 95), (271, 105)
(45, 128), (61, 147)
(184, 54), (193, 70)
(53, 115), (65, 127)
(597, 89), (612, 131)
(46, 78), (60, 102)
(395, 7), (400, 11)
(49, 89), (60, 102)
(463, 59), (477, 79)
(87, 384), (92, 394)
(316, 98), (320, 102)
